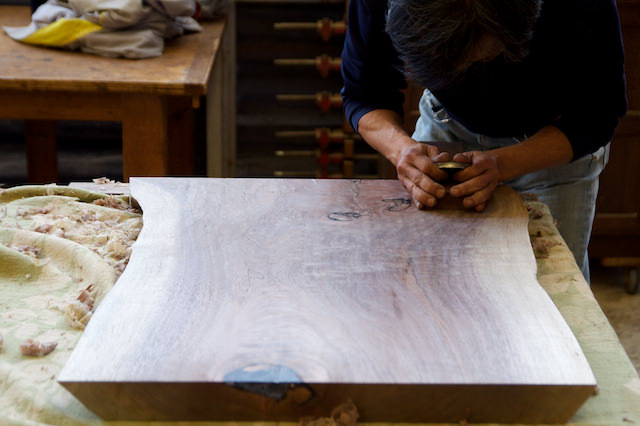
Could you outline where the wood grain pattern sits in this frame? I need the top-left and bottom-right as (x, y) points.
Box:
(58, 178), (596, 423)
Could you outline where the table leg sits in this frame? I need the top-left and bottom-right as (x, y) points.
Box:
(24, 119), (58, 184)
(121, 94), (169, 181)
(167, 96), (195, 176)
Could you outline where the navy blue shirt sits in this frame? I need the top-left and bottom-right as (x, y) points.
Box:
(341, 0), (628, 160)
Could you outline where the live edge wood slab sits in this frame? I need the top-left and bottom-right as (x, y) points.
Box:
(58, 178), (596, 423)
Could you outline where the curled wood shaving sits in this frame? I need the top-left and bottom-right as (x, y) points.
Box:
(65, 301), (93, 329)
(65, 284), (96, 329)
(105, 234), (130, 260)
(77, 284), (95, 309)
(20, 339), (57, 356)
(0, 333), (3, 351)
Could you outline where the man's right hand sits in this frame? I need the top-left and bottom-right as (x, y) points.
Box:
(396, 143), (451, 209)
(355, 109), (451, 208)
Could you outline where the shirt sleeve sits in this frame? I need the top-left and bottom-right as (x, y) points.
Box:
(340, 0), (407, 133)
(552, 0), (627, 160)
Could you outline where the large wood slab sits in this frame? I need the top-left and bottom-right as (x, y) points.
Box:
(58, 178), (596, 423)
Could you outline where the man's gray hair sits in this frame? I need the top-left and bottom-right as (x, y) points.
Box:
(385, 0), (542, 89)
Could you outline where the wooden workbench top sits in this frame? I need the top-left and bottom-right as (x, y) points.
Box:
(0, 6), (225, 95)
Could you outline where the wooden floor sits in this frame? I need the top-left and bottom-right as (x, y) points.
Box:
(1, 119), (638, 377)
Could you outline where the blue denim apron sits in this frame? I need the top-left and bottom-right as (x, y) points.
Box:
(412, 89), (610, 283)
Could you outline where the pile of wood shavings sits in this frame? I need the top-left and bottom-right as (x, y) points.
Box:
(0, 187), (142, 331)
(526, 201), (562, 259)
(14, 197), (141, 275)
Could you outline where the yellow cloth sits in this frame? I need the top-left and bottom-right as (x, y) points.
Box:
(20, 18), (101, 47)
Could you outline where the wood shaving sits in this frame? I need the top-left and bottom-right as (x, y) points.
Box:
(20, 339), (57, 356)
(527, 206), (545, 220)
(33, 223), (53, 234)
(105, 235), (130, 260)
(77, 284), (95, 309)
(0, 333), (3, 351)
(14, 245), (40, 259)
(16, 205), (54, 217)
(112, 258), (129, 274)
(92, 196), (128, 211)
(530, 235), (560, 259)
(65, 284), (96, 329)
(93, 177), (116, 184)
(65, 301), (93, 329)
(331, 400), (359, 426)
(28, 205), (54, 215)
(300, 400), (359, 426)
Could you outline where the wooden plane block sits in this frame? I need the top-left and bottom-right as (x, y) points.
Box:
(58, 178), (596, 423)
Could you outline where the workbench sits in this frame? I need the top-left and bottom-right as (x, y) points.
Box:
(0, 182), (638, 425)
(0, 6), (235, 182)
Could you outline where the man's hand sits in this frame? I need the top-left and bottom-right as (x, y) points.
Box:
(450, 151), (500, 211)
(396, 143), (451, 209)
(356, 108), (573, 213)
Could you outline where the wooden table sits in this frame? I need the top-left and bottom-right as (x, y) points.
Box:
(0, 6), (234, 182)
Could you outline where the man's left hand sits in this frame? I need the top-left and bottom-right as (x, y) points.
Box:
(449, 151), (500, 212)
